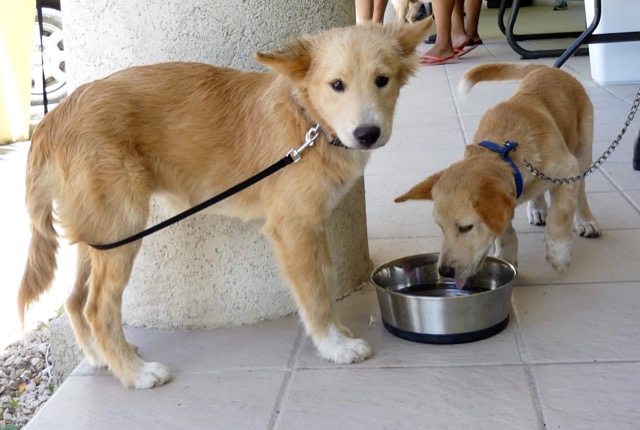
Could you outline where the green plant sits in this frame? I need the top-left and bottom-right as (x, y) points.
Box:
(1, 399), (19, 409)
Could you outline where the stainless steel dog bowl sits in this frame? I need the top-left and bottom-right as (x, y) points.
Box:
(371, 253), (517, 344)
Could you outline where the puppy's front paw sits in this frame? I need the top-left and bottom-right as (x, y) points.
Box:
(315, 323), (373, 364)
(545, 237), (571, 271)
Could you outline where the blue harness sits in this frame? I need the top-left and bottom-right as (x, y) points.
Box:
(478, 140), (523, 199)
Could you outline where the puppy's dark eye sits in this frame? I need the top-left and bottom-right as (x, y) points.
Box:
(376, 76), (389, 88)
(331, 80), (345, 92)
(458, 225), (473, 234)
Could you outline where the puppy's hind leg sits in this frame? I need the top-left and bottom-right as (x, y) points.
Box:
(264, 217), (372, 364)
(573, 105), (600, 238)
(574, 105), (601, 238)
(65, 243), (108, 368)
(574, 179), (601, 238)
(66, 243), (142, 370)
(545, 182), (580, 271)
(85, 243), (171, 389)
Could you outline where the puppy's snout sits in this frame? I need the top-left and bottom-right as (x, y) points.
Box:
(438, 265), (455, 279)
(353, 125), (381, 147)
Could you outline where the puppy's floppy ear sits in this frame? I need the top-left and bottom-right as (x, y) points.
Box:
(394, 16), (434, 56)
(394, 171), (441, 203)
(472, 180), (516, 234)
(254, 36), (313, 80)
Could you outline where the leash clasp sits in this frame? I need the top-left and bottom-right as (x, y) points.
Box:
(288, 124), (321, 163)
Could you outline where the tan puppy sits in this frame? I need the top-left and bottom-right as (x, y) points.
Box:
(392, 0), (428, 24)
(18, 19), (432, 389)
(396, 63), (600, 286)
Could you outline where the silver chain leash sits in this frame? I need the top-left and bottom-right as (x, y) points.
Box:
(523, 86), (640, 185)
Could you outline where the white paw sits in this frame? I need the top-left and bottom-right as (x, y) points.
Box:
(86, 357), (108, 369)
(575, 220), (601, 238)
(527, 197), (548, 226)
(528, 210), (546, 226)
(315, 324), (373, 364)
(83, 342), (108, 369)
(133, 362), (173, 389)
(545, 237), (571, 271)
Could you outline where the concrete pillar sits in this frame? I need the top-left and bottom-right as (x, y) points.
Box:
(62, 0), (371, 328)
(0, 0), (34, 143)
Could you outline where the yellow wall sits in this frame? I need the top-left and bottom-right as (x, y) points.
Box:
(0, 0), (36, 144)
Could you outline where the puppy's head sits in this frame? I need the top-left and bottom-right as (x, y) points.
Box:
(254, 18), (433, 150)
(405, 0), (425, 23)
(396, 163), (516, 283)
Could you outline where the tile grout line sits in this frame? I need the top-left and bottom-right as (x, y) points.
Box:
(510, 295), (547, 430)
(446, 66), (471, 149)
(267, 325), (306, 430)
(287, 355), (640, 373)
(514, 278), (639, 288)
(599, 83), (640, 106)
(600, 167), (640, 215)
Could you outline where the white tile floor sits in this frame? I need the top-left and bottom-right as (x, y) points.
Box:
(15, 5), (640, 430)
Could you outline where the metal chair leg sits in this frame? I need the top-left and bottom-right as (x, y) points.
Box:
(633, 129), (640, 171)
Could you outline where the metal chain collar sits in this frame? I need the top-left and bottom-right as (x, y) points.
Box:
(523, 86), (640, 185)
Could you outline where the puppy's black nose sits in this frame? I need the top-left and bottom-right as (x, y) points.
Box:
(439, 266), (455, 278)
(353, 125), (381, 147)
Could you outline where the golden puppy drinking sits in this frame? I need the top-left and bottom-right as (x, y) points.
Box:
(18, 19), (432, 388)
(396, 63), (600, 286)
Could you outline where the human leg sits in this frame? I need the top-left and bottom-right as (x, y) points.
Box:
(372, 0), (389, 23)
(355, 0), (373, 23)
(464, 0), (483, 43)
(421, 0), (456, 62)
(451, 0), (470, 50)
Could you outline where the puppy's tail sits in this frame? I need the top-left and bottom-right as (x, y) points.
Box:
(18, 126), (59, 328)
(458, 63), (547, 96)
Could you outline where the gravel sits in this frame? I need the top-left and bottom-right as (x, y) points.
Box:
(0, 325), (54, 429)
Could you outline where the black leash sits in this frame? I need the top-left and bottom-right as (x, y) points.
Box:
(89, 125), (321, 250)
(36, 0), (49, 115)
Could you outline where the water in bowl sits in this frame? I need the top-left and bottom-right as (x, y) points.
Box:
(398, 283), (488, 297)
